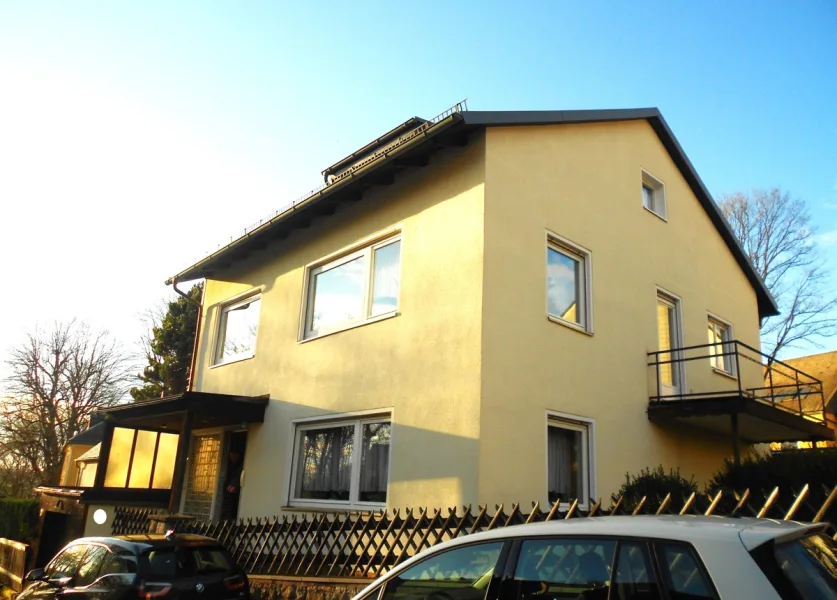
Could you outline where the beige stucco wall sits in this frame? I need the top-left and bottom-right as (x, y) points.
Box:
(478, 121), (763, 504)
(82, 504), (116, 537)
(194, 138), (487, 517)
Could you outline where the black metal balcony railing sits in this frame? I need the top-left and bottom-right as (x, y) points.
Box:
(647, 340), (826, 423)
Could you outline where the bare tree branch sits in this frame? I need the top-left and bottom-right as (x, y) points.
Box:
(719, 188), (837, 358)
(0, 321), (133, 488)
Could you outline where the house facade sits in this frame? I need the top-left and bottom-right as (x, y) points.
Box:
(44, 105), (833, 550)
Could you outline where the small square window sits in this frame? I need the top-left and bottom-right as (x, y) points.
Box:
(641, 171), (667, 219)
(547, 236), (592, 332)
(547, 416), (593, 505)
(708, 316), (735, 375)
(291, 417), (391, 507)
(215, 294), (261, 365)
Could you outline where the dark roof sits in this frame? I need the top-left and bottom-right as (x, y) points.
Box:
(66, 534), (220, 553)
(67, 421), (106, 445)
(166, 108), (778, 318)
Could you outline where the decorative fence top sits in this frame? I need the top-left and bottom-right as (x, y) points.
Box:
(113, 484), (837, 580)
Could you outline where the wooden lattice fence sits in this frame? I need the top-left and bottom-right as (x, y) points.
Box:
(113, 484), (837, 579)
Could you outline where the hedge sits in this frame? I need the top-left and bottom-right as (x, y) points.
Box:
(0, 498), (39, 543)
(707, 447), (837, 496)
(615, 465), (698, 510)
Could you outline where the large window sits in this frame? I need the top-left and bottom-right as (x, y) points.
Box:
(547, 414), (594, 506)
(103, 427), (179, 490)
(215, 294), (261, 365)
(546, 235), (593, 333)
(291, 417), (391, 507)
(707, 316), (734, 375)
(303, 235), (401, 339)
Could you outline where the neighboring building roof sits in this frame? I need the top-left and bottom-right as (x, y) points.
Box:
(67, 421), (106, 445)
(165, 106), (778, 318)
(76, 443), (101, 463)
(780, 350), (837, 412)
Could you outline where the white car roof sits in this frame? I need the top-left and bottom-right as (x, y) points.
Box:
(383, 515), (824, 575)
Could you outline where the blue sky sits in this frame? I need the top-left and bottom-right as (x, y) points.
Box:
(0, 0), (835, 371)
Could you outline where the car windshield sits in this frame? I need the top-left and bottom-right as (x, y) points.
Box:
(774, 533), (837, 599)
(144, 546), (233, 578)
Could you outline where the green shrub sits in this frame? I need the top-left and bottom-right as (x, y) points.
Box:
(707, 447), (837, 496)
(0, 498), (39, 543)
(617, 465), (698, 510)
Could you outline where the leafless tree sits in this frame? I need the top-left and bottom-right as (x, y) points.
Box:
(0, 321), (134, 489)
(719, 188), (837, 358)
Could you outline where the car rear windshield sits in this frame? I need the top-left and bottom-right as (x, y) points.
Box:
(773, 533), (837, 599)
(144, 546), (234, 578)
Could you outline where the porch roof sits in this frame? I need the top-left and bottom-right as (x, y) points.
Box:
(91, 391), (270, 431)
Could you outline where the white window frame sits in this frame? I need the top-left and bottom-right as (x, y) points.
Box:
(707, 313), (736, 377)
(288, 412), (392, 510)
(545, 411), (596, 510)
(641, 170), (667, 220)
(546, 232), (594, 334)
(301, 233), (402, 341)
(212, 291), (262, 367)
(655, 287), (686, 397)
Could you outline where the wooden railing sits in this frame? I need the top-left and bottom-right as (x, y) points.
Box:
(113, 483), (837, 580)
(0, 537), (30, 592)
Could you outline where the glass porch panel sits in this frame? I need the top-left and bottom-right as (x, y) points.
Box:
(151, 433), (179, 489)
(182, 434), (221, 520)
(127, 430), (157, 488)
(104, 427), (135, 488)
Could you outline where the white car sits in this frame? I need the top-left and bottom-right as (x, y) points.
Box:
(352, 515), (837, 600)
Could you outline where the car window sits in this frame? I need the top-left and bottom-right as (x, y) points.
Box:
(612, 542), (661, 600)
(773, 533), (837, 599)
(99, 551), (139, 576)
(144, 546), (233, 578)
(510, 538), (616, 600)
(75, 546), (108, 587)
(381, 542), (503, 600)
(656, 543), (714, 599)
(46, 545), (89, 579)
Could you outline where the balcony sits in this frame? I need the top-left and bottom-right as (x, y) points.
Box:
(647, 340), (833, 457)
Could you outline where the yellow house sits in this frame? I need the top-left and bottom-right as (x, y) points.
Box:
(46, 104), (833, 544)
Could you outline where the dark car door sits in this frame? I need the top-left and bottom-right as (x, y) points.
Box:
(20, 544), (90, 600)
(59, 547), (139, 600)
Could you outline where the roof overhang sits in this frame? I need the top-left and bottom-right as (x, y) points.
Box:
(92, 391), (270, 431)
(36, 486), (170, 506)
(165, 107), (778, 319)
(648, 397), (834, 443)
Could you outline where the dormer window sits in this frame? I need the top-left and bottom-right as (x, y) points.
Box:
(641, 170), (667, 220)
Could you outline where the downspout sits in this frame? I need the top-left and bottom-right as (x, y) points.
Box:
(172, 279), (203, 393)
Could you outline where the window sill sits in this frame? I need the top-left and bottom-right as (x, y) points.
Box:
(642, 205), (668, 222)
(547, 315), (593, 336)
(299, 312), (400, 344)
(209, 353), (255, 369)
(283, 502), (387, 514)
(712, 367), (738, 381)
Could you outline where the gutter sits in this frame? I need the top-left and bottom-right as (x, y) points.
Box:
(172, 279), (204, 393)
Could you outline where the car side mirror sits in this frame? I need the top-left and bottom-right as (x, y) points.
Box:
(25, 568), (47, 582)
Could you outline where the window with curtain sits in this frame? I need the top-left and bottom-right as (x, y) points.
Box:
(292, 418), (391, 506)
(304, 236), (401, 339)
(547, 418), (591, 505)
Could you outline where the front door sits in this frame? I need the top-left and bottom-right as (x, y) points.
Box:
(656, 293), (683, 397)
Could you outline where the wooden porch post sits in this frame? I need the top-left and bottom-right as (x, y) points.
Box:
(92, 420), (115, 489)
(731, 413), (741, 466)
(168, 410), (193, 513)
